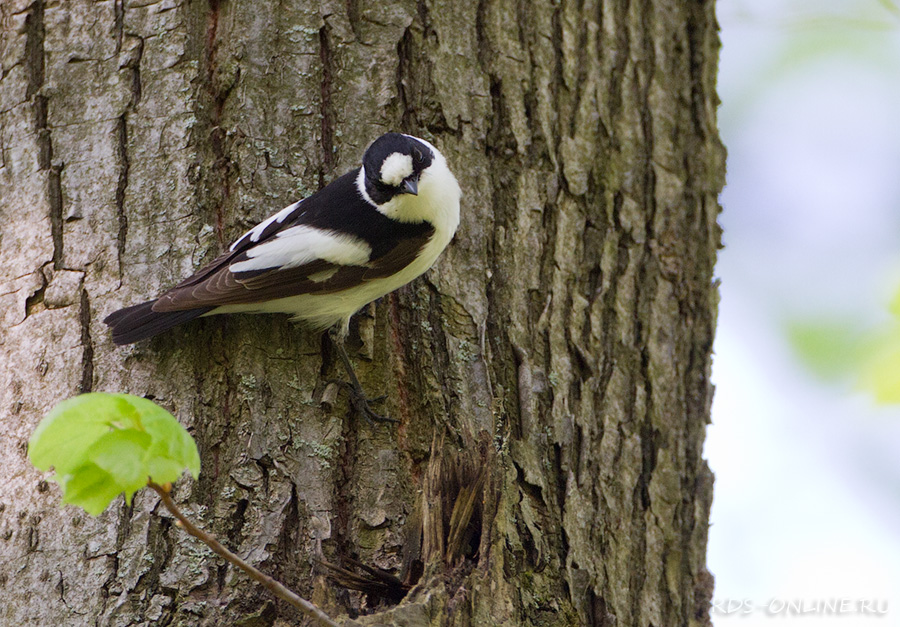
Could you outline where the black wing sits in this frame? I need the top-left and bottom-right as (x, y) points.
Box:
(122, 169), (435, 313)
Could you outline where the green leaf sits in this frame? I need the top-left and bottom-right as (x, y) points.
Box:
(29, 394), (137, 475)
(88, 430), (154, 499)
(28, 393), (201, 515)
(57, 463), (125, 516)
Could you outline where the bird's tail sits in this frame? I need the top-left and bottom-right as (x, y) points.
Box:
(103, 300), (214, 345)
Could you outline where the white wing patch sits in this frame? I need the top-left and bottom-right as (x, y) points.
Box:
(380, 152), (413, 186)
(230, 200), (303, 251)
(230, 225), (372, 273)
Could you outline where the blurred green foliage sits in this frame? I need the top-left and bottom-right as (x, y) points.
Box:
(722, 0), (900, 127)
(789, 284), (900, 404)
(732, 0), (900, 405)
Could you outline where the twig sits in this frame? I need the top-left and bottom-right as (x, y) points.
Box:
(148, 482), (338, 627)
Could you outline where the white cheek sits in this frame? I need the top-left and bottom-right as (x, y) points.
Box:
(380, 153), (414, 186)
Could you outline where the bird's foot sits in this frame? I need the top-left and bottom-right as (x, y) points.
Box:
(329, 379), (395, 424)
(327, 330), (398, 424)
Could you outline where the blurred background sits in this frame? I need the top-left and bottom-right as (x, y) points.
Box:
(706, 0), (900, 623)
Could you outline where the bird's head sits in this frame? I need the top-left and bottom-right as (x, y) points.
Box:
(359, 133), (436, 206)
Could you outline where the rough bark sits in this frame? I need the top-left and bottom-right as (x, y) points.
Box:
(0, 1), (723, 626)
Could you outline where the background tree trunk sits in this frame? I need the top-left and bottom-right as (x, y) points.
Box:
(0, 0), (723, 625)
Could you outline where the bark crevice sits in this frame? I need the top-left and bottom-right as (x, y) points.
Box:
(318, 22), (336, 182)
(115, 116), (130, 280)
(79, 288), (94, 393)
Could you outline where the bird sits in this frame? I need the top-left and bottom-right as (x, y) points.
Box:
(104, 132), (461, 420)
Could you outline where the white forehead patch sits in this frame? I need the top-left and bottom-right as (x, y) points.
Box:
(380, 152), (414, 186)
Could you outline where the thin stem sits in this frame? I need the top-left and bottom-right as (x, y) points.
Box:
(148, 482), (338, 627)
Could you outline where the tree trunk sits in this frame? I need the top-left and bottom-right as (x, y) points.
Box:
(0, 0), (723, 625)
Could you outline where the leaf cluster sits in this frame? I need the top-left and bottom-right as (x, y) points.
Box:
(28, 393), (200, 515)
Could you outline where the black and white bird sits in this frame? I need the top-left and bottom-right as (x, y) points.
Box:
(104, 133), (460, 417)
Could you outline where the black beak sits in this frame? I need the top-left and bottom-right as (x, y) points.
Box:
(402, 175), (419, 196)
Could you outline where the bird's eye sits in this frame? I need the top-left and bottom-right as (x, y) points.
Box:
(412, 147), (423, 163)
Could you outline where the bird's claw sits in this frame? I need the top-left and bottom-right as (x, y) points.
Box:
(326, 379), (396, 424)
